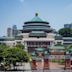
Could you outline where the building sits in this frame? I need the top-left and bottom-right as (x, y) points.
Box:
(63, 23), (72, 46)
(7, 25), (19, 37)
(7, 27), (12, 37)
(12, 25), (18, 37)
(63, 37), (72, 46)
(20, 13), (63, 53)
(64, 23), (72, 28)
(0, 37), (15, 46)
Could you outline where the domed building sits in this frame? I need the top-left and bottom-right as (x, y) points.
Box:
(19, 13), (63, 53)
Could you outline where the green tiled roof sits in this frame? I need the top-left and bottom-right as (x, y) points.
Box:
(49, 45), (65, 49)
(23, 13), (53, 32)
(23, 25), (52, 31)
(31, 16), (43, 22)
(29, 31), (46, 37)
(35, 48), (45, 51)
(44, 51), (48, 55)
(0, 37), (15, 41)
(31, 52), (35, 56)
(31, 13), (43, 22)
(15, 36), (23, 40)
(24, 13), (49, 24)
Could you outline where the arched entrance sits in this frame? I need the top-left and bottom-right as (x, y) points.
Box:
(31, 47), (49, 70)
(36, 58), (44, 69)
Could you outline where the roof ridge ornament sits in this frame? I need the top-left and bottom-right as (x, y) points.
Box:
(35, 13), (38, 16)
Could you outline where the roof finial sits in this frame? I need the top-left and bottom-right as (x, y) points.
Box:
(35, 13), (38, 16)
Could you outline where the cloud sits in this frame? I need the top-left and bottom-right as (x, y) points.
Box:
(19, 0), (24, 3)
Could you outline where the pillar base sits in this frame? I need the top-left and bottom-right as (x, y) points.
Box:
(65, 59), (71, 69)
(31, 60), (37, 70)
(44, 59), (49, 69)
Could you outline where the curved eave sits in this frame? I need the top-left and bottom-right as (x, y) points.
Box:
(23, 29), (53, 31)
(35, 48), (45, 51)
(0, 37), (15, 41)
(21, 29), (53, 33)
(24, 21), (49, 24)
(49, 46), (65, 49)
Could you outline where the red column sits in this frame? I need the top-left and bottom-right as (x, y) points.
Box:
(44, 59), (49, 69)
(65, 54), (71, 69)
(65, 59), (71, 69)
(31, 60), (36, 70)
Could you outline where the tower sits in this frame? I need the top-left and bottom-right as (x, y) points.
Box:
(7, 27), (12, 37)
(12, 25), (18, 37)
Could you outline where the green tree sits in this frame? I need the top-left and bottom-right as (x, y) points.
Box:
(15, 43), (24, 49)
(0, 44), (8, 63)
(0, 44), (9, 70)
(66, 44), (72, 52)
(58, 28), (72, 37)
(3, 47), (30, 70)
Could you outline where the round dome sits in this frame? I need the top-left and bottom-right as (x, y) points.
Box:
(24, 13), (49, 24)
(22, 13), (53, 33)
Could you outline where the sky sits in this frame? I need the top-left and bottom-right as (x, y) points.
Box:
(0, 0), (72, 36)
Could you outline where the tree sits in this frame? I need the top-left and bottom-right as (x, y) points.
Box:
(66, 44), (72, 52)
(3, 47), (30, 70)
(58, 28), (72, 37)
(15, 43), (24, 49)
(0, 44), (9, 70)
(0, 44), (8, 63)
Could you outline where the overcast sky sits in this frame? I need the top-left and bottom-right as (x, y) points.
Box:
(0, 0), (72, 36)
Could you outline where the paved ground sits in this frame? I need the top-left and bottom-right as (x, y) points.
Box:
(15, 62), (65, 70)
(49, 62), (64, 69)
(36, 61), (64, 69)
(36, 61), (44, 69)
(0, 62), (72, 72)
(0, 69), (72, 72)
(32, 69), (72, 72)
(16, 63), (32, 71)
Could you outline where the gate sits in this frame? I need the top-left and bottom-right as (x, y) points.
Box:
(49, 55), (65, 69)
(31, 54), (71, 70)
